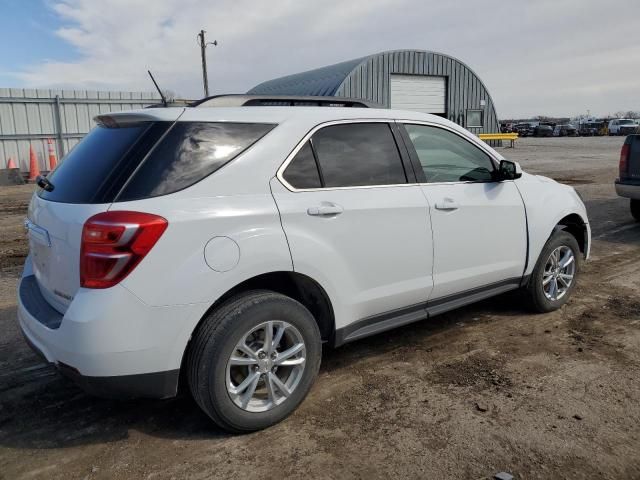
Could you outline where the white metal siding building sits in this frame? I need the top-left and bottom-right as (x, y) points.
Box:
(0, 89), (162, 172)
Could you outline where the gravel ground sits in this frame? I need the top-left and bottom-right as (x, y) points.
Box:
(0, 136), (639, 480)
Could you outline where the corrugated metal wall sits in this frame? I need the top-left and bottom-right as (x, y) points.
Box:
(0, 89), (161, 173)
(335, 51), (499, 136)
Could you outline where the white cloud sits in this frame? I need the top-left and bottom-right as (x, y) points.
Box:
(15, 0), (640, 117)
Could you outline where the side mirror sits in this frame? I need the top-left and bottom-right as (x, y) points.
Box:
(497, 160), (522, 181)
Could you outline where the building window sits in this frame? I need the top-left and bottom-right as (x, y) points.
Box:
(466, 110), (484, 128)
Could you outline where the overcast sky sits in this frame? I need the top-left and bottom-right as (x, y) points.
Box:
(0, 0), (638, 118)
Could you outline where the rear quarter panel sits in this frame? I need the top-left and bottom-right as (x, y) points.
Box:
(117, 193), (292, 307)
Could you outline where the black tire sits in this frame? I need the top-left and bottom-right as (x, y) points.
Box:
(524, 230), (581, 313)
(631, 199), (640, 222)
(187, 290), (322, 432)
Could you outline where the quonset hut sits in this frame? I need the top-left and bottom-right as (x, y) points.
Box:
(248, 49), (499, 135)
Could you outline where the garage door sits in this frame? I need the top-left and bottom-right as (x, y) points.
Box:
(390, 75), (446, 114)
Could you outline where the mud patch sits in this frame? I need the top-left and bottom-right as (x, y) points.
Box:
(553, 177), (594, 185)
(0, 201), (29, 216)
(605, 294), (640, 320)
(568, 310), (603, 345)
(0, 239), (28, 269)
(431, 352), (511, 390)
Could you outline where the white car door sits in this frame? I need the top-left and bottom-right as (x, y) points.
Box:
(271, 121), (434, 339)
(400, 122), (527, 301)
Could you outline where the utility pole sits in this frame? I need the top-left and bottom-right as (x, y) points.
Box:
(197, 29), (217, 97)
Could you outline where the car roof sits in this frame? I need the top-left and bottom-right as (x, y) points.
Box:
(93, 106), (500, 161)
(95, 106), (453, 126)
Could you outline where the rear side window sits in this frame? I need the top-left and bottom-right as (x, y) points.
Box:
(37, 123), (167, 204)
(119, 122), (275, 201)
(282, 142), (322, 189)
(310, 123), (407, 188)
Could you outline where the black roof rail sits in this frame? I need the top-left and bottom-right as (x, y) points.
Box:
(192, 94), (381, 109)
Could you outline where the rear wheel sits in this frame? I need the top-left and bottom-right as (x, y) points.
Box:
(631, 199), (640, 222)
(187, 291), (322, 432)
(524, 230), (581, 313)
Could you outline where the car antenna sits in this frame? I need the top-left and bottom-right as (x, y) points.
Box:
(147, 70), (168, 107)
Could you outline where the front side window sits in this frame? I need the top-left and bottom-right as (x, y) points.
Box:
(310, 123), (407, 188)
(404, 124), (495, 183)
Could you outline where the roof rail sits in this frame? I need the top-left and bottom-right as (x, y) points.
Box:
(192, 94), (380, 109)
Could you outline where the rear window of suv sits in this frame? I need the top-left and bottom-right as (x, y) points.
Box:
(38, 121), (275, 204)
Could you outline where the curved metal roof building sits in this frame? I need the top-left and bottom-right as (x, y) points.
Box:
(248, 50), (499, 134)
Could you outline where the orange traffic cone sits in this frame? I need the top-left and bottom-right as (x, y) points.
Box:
(47, 139), (57, 170)
(28, 145), (40, 181)
(6, 157), (17, 169)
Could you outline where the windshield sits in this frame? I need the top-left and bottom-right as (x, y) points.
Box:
(619, 120), (634, 125)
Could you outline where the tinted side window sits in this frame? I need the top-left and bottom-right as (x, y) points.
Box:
(311, 123), (407, 188)
(283, 142), (321, 189)
(119, 122), (275, 201)
(404, 124), (495, 183)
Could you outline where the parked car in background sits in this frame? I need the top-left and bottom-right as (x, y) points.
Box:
(553, 124), (578, 137)
(513, 123), (534, 137)
(534, 123), (554, 137)
(609, 119), (636, 136)
(18, 97), (591, 432)
(619, 122), (639, 136)
(578, 122), (599, 136)
(615, 134), (640, 221)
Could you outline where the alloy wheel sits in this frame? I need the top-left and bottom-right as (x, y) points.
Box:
(226, 321), (306, 412)
(542, 245), (575, 301)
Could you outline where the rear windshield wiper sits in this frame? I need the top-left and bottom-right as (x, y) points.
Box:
(36, 175), (55, 192)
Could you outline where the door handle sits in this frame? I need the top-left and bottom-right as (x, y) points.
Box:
(307, 203), (344, 216)
(434, 198), (459, 211)
(24, 218), (51, 247)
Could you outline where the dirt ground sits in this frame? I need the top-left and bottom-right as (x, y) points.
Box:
(0, 136), (639, 480)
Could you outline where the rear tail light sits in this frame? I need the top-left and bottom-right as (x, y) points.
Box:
(620, 143), (630, 176)
(80, 211), (168, 289)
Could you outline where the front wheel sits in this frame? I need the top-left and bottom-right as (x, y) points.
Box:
(524, 230), (581, 313)
(187, 291), (322, 432)
(631, 199), (640, 222)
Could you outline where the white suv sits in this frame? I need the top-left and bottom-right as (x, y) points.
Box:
(608, 118), (637, 136)
(19, 96), (590, 432)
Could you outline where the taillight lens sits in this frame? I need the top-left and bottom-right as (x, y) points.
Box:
(620, 143), (630, 176)
(80, 211), (168, 289)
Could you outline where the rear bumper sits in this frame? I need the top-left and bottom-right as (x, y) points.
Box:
(615, 180), (640, 200)
(17, 257), (205, 399)
(20, 329), (178, 399)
